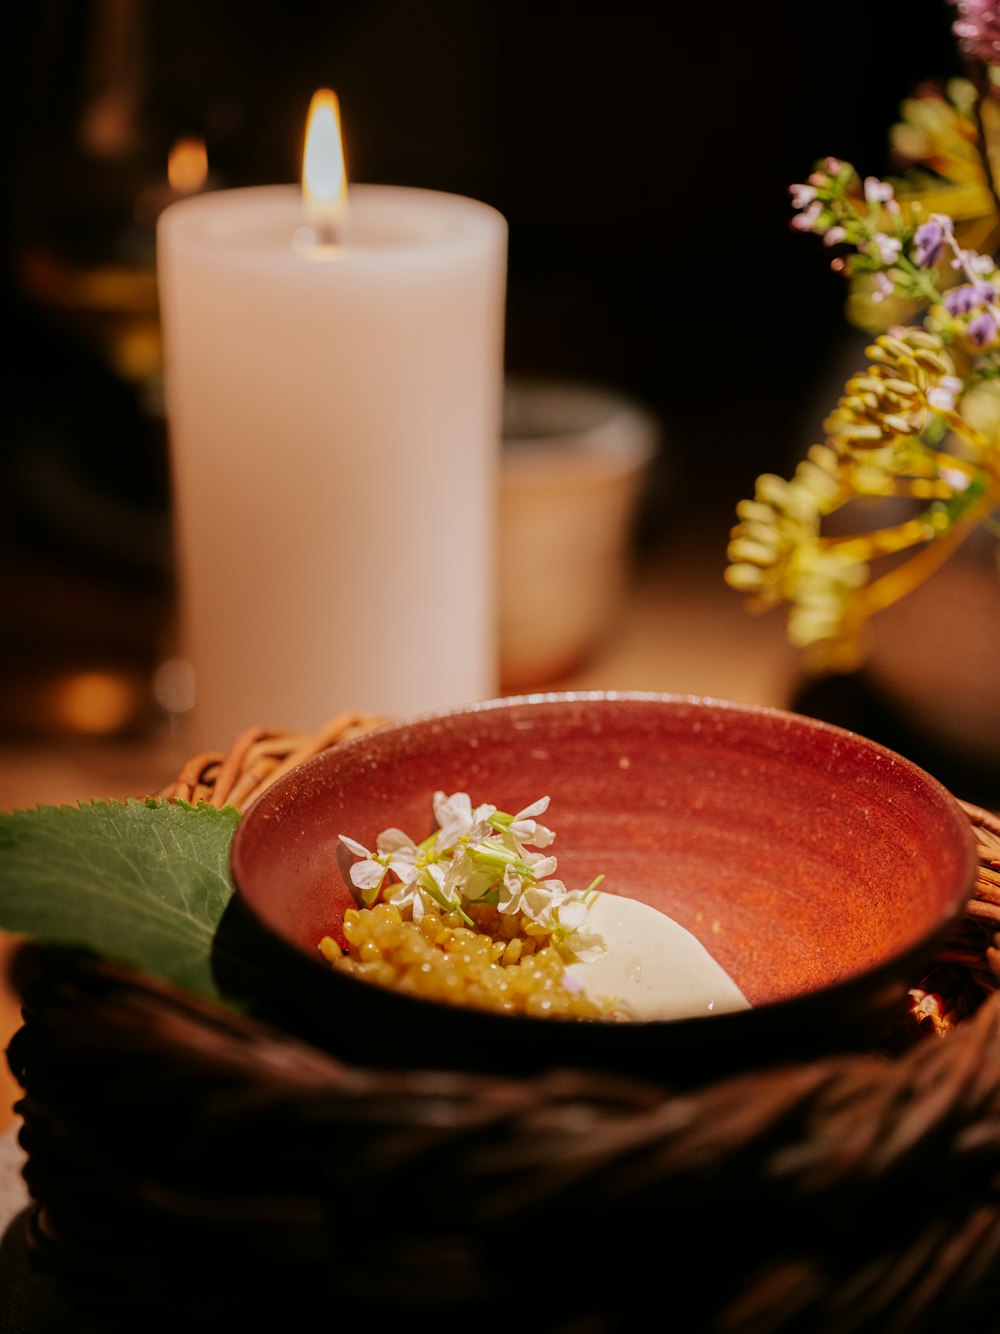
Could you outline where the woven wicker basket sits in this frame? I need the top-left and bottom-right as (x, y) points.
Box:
(5, 711), (1000, 1334)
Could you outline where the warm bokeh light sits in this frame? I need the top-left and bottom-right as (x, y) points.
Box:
(48, 671), (139, 735)
(301, 88), (349, 241)
(167, 135), (209, 193)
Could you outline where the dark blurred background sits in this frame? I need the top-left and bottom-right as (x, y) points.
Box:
(1, 0), (969, 744)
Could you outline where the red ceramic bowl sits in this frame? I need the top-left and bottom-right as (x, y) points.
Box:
(228, 692), (978, 1085)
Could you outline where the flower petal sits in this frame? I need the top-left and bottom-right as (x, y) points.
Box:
(433, 791), (474, 848)
(339, 835), (371, 857)
(350, 860), (386, 891)
(376, 827), (418, 855)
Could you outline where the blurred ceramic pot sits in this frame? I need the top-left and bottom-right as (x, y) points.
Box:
(862, 519), (1000, 769)
(497, 377), (661, 688)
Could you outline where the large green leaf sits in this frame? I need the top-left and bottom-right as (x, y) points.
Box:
(0, 798), (241, 1001)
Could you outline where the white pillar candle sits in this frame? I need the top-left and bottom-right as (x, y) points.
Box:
(156, 182), (507, 748)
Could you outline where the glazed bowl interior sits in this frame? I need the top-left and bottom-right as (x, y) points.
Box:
(228, 692), (977, 1085)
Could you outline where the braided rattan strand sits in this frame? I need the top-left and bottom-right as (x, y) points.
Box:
(7, 954), (999, 1333)
(154, 710), (390, 808)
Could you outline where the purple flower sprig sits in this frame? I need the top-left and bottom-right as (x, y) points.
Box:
(789, 160), (1000, 350)
(916, 214), (1000, 345)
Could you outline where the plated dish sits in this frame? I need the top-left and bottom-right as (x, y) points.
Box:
(229, 692), (978, 1084)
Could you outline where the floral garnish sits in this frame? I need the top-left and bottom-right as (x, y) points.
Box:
(725, 2), (1000, 672)
(339, 792), (606, 964)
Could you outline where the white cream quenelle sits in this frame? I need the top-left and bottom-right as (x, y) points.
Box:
(564, 893), (751, 1021)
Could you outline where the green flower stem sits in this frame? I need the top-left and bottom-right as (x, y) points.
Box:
(892, 252), (945, 305)
(471, 842), (519, 869)
(859, 492), (998, 615)
(417, 868), (473, 925)
(825, 515), (943, 560)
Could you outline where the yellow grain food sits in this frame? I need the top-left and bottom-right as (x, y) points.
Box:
(320, 901), (613, 1019)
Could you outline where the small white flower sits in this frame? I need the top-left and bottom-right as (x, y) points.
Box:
(445, 845), (502, 902)
(509, 796), (556, 848)
(385, 862), (455, 920)
(517, 884), (560, 927)
(497, 864), (527, 915)
(550, 895), (607, 964)
(432, 790), (496, 851)
(375, 827), (421, 884)
(522, 851), (558, 880)
(340, 834), (371, 859)
(517, 881), (570, 928)
(339, 835), (388, 893)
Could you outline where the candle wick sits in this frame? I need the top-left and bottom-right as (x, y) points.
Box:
(292, 216), (347, 256)
(314, 217), (343, 247)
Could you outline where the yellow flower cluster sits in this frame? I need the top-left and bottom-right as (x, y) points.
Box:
(729, 26), (1000, 674)
(725, 329), (999, 669)
(825, 329), (959, 444)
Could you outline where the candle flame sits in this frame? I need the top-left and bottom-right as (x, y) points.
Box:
(302, 88), (348, 243)
(167, 136), (208, 193)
